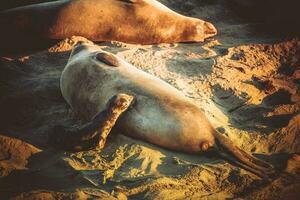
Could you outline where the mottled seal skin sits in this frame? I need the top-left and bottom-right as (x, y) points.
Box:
(59, 43), (276, 179)
(0, 0), (217, 49)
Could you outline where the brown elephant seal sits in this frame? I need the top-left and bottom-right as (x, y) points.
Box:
(0, 0), (217, 50)
(50, 43), (275, 179)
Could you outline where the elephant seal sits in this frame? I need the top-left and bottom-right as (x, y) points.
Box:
(50, 43), (275, 179)
(0, 0), (217, 50)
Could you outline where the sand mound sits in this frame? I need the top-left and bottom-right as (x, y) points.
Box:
(0, 135), (40, 177)
(0, 0), (299, 199)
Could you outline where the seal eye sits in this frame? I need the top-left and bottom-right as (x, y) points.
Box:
(96, 52), (119, 67)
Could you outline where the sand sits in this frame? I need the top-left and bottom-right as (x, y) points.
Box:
(0, 0), (299, 199)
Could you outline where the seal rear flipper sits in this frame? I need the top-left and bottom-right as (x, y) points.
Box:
(48, 93), (134, 152)
(214, 132), (276, 180)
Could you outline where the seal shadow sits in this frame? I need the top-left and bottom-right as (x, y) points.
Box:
(0, 51), (86, 198)
(0, 50), (70, 149)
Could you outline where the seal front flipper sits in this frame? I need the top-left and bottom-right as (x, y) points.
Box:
(48, 93), (134, 152)
(97, 93), (134, 149)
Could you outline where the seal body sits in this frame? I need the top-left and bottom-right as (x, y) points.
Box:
(59, 43), (275, 179)
(61, 43), (215, 153)
(0, 0), (217, 49)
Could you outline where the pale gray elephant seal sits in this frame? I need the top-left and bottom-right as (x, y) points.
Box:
(0, 0), (217, 50)
(49, 43), (275, 179)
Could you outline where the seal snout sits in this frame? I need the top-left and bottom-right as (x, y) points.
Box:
(204, 22), (217, 37)
(190, 20), (217, 42)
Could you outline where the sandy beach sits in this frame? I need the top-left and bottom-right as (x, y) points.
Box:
(0, 0), (299, 199)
